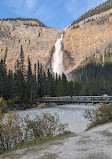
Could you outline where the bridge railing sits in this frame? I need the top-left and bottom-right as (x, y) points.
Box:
(38, 96), (112, 104)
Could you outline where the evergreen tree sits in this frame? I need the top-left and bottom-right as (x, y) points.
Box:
(46, 69), (52, 96)
(68, 81), (74, 96)
(13, 45), (26, 100)
(7, 70), (13, 98)
(42, 72), (47, 96)
(11, 72), (19, 98)
(12, 70), (25, 99)
(27, 56), (33, 102)
(19, 45), (25, 74)
(62, 73), (68, 96)
(0, 59), (8, 98)
(31, 74), (37, 102)
(55, 75), (63, 96)
(32, 63), (38, 101)
(37, 61), (41, 96)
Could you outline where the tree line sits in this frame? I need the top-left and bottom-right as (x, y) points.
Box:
(0, 46), (77, 109)
(0, 18), (46, 27)
(73, 52), (112, 96)
(71, 0), (112, 26)
(0, 46), (112, 109)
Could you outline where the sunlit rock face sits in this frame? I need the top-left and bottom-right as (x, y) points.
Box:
(63, 9), (112, 75)
(0, 9), (112, 80)
(0, 19), (63, 71)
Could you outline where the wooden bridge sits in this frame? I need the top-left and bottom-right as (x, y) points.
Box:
(38, 96), (112, 104)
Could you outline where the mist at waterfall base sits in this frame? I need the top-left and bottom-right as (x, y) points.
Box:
(52, 34), (64, 76)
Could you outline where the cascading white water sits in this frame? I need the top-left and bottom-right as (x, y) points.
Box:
(52, 34), (64, 76)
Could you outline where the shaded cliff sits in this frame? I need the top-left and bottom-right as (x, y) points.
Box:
(63, 8), (112, 77)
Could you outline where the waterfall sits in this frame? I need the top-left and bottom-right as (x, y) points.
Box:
(52, 34), (64, 76)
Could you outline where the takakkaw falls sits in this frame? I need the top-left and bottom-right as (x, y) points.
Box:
(0, 0), (112, 158)
(52, 34), (64, 76)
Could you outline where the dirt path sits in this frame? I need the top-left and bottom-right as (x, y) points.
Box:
(1, 105), (112, 159)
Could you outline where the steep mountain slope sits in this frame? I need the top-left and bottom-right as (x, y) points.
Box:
(0, 1), (112, 79)
(0, 19), (63, 71)
(71, 0), (112, 26)
(63, 8), (112, 75)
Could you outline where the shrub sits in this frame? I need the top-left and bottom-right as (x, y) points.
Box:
(73, 25), (79, 29)
(84, 103), (112, 129)
(0, 111), (23, 151)
(24, 112), (67, 139)
(7, 97), (31, 110)
(7, 97), (22, 110)
(0, 97), (8, 114)
(0, 111), (67, 152)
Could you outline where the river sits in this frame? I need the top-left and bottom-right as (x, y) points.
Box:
(19, 104), (98, 133)
(2, 104), (112, 159)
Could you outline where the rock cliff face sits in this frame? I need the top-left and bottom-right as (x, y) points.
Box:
(0, 9), (112, 79)
(0, 19), (63, 71)
(63, 9), (112, 75)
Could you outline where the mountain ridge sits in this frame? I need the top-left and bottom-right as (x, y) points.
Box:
(0, 0), (112, 80)
(63, 8), (112, 76)
(71, 0), (112, 26)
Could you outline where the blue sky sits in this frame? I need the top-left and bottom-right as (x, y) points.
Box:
(0, 0), (107, 29)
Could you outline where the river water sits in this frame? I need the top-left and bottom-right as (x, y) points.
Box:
(19, 104), (99, 133)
